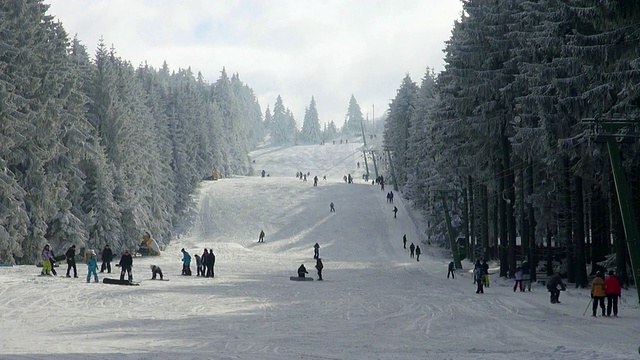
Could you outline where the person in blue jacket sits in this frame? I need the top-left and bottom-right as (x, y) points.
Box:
(181, 248), (192, 276)
(86, 250), (99, 283)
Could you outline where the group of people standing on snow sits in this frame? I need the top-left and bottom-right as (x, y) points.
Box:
(40, 243), (134, 283)
(298, 243), (324, 281)
(191, 248), (215, 278)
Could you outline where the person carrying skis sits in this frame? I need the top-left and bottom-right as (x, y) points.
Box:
(297, 264), (308, 278)
(259, 230), (265, 243)
(591, 271), (606, 317)
(409, 243), (415, 258)
(447, 261), (455, 279)
(315, 258), (324, 281)
(415, 245), (421, 262)
(86, 250), (99, 283)
(119, 250), (133, 281)
(604, 270), (622, 317)
(181, 248), (192, 276)
(314, 243), (320, 259)
(41, 244), (54, 276)
(546, 273), (566, 303)
(65, 245), (78, 278)
(100, 244), (113, 273)
(150, 264), (164, 280)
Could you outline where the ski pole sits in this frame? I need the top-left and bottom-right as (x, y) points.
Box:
(583, 298), (593, 316)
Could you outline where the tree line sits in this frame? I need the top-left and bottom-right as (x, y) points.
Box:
(383, 0), (640, 287)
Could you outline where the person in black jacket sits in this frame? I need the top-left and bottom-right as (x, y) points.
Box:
(315, 258), (324, 281)
(119, 250), (133, 281)
(100, 244), (113, 273)
(547, 273), (566, 304)
(206, 249), (215, 278)
(65, 245), (77, 278)
(298, 264), (308, 278)
(150, 265), (163, 280)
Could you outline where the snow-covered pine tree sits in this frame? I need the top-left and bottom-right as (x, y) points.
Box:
(300, 97), (322, 144)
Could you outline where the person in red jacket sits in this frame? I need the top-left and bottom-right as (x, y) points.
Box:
(604, 270), (622, 317)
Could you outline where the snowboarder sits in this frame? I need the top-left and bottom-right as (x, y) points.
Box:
(393, 206), (398, 218)
(474, 259), (484, 294)
(195, 254), (204, 276)
(415, 245), (421, 261)
(119, 250), (133, 282)
(546, 273), (566, 303)
(604, 270), (621, 317)
(181, 248), (192, 276)
(150, 264), (164, 280)
(297, 264), (308, 278)
(206, 249), (215, 278)
(313, 243), (320, 259)
(259, 230), (265, 243)
(330, 202), (335, 212)
(65, 245), (78, 278)
(409, 243), (415, 258)
(514, 266), (523, 292)
(315, 258), (324, 281)
(41, 244), (54, 276)
(403, 234), (407, 249)
(447, 261), (455, 279)
(86, 250), (99, 283)
(591, 271), (606, 317)
(100, 244), (113, 273)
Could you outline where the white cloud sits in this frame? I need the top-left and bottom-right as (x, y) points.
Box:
(46, 0), (462, 127)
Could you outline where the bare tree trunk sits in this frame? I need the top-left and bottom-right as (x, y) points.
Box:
(574, 176), (588, 288)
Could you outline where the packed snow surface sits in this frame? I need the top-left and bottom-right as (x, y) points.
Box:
(0, 141), (638, 360)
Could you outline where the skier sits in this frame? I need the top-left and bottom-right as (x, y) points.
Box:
(100, 244), (113, 273)
(259, 230), (265, 243)
(415, 245), (421, 262)
(206, 249), (215, 278)
(41, 244), (54, 276)
(297, 264), (308, 278)
(403, 234), (407, 249)
(315, 258), (324, 281)
(330, 202), (335, 212)
(514, 266), (523, 292)
(604, 270), (621, 317)
(119, 250), (133, 282)
(313, 243), (320, 259)
(481, 260), (490, 287)
(181, 248), (192, 276)
(86, 250), (99, 283)
(409, 243), (415, 258)
(150, 264), (163, 280)
(65, 245), (78, 278)
(546, 273), (566, 303)
(393, 206), (398, 218)
(447, 261), (455, 279)
(313, 176), (318, 186)
(591, 271), (606, 317)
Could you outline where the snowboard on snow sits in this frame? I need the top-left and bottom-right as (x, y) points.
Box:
(149, 278), (169, 281)
(103, 277), (139, 286)
(290, 276), (313, 281)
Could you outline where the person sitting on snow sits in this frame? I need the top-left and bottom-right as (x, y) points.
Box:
(150, 264), (163, 280)
(297, 264), (308, 278)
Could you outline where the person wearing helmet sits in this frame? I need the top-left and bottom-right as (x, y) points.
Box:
(591, 271), (606, 317)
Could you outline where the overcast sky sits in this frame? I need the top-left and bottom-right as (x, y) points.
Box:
(46, 0), (462, 128)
